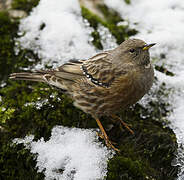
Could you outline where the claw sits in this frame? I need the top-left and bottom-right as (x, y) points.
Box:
(96, 131), (104, 139)
(105, 138), (120, 152)
(95, 118), (120, 152)
(111, 114), (134, 135)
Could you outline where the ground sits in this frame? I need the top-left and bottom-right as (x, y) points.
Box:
(0, 0), (178, 179)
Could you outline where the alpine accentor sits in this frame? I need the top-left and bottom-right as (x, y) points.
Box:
(10, 39), (155, 151)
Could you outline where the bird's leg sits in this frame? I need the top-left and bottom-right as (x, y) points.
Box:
(95, 118), (120, 152)
(111, 114), (134, 135)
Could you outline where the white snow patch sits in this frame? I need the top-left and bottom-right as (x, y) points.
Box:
(17, 0), (96, 69)
(105, 0), (184, 179)
(13, 126), (114, 180)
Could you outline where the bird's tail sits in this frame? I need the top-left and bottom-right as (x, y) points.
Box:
(9, 72), (45, 82)
(9, 70), (74, 90)
(9, 60), (84, 90)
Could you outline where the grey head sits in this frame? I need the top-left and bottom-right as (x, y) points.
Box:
(112, 38), (156, 67)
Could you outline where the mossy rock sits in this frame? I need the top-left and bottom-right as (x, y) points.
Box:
(0, 4), (178, 180)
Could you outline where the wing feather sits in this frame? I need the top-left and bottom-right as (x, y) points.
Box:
(82, 52), (115, 87)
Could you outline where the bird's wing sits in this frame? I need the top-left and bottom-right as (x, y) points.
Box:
(51, 51), (116, 88)
(51, 59), (84, 80)
(81, 52), (115, 87)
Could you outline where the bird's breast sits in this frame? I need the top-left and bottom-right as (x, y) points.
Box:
(106, 67), (154, 111)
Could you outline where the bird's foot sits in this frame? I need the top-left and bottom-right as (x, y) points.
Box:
(96, 131), (104, 139)
(95, 118), (120, 152)
(111, 114), (134, 135)
(96, 132), (117, 145)
(119, 120), (134, 135)
(104, 137), (120, 152)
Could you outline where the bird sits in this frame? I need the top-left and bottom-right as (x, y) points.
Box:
(10, 39), (155, 152)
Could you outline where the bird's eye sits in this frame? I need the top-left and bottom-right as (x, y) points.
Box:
(129, 49), (135, 53)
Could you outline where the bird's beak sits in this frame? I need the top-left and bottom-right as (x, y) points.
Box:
(142, 43), (156, 51)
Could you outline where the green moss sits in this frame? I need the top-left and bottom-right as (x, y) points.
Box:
(97, 4), (122, 24)
(0, 12), (40, 82)
(105, 114), (177, 179)
(0, 107), (15, 124)
(0, 142), (45, 180)
(0, 12), (18, 81)
(107, 157), (148, 180)
(81, 7), (103, 49)
(91, 31), (103, 50)
(0, 80), (92, 138)
(124, 0), (131, 4)
(12, 0), (40, 13)
(155, 65), (175, 76)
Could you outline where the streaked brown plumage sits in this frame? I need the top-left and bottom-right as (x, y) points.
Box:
(10, 39), (155, 151)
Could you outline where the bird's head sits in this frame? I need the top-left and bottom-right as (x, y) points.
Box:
(115, 39), (156, 68)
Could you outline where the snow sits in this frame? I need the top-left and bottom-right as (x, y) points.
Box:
(13, 126), (114, 180)
(104, 0), (184, 179)
(97, 24), (117, 50)
(17, 0), (96, 69)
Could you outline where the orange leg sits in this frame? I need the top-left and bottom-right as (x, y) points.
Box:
(95, 118), (120, 152)
(111, 114), (134, 135)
